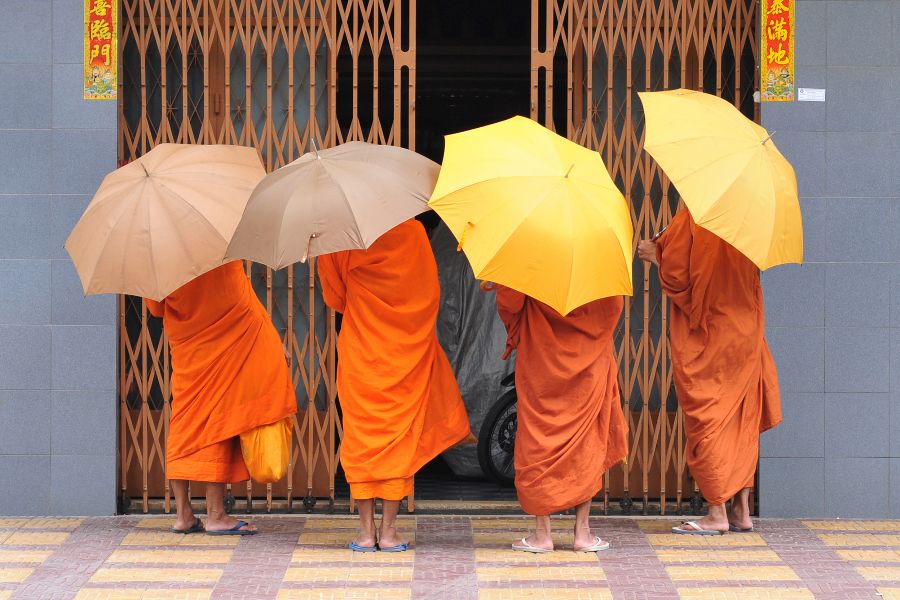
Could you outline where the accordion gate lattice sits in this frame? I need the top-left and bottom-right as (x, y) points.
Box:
(118, 0), (759, 515)
(531, 0), (759, 514)
(118, 0), (415, 513)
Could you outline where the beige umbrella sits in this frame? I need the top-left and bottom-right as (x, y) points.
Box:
(65, 143), (265, 300)
(225, 141), (439, 269)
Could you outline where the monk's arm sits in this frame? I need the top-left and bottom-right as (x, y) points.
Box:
(655, 211), (693, 313)
(145, 299), (165, 318)
(493, 284), (526, 359)
(316, 254), (347, 313)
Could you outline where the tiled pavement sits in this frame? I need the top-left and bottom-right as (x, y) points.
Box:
(1, 516), (899, 599)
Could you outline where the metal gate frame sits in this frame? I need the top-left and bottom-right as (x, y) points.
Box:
(531, 0), (760, 514)
(117, 0), (415, 513)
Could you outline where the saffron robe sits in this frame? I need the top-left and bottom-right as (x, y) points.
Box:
(495, 285), (629, 516)
(317, 219), (472, 500)
(656, 210), (782, 505)
(146, 261), (297, 483)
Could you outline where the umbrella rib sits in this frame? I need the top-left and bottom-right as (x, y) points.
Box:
(654, 144), (757, 190)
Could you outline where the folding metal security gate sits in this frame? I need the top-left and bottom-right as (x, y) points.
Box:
(531, 0), (759, 513)
(118, 0), (415, 513)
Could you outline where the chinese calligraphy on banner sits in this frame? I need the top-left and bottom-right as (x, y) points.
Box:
(760, 0), (795, 102)
(83, 0), (117, 100)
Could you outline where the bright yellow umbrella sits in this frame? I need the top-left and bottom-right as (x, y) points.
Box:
(428, 116), (633, 315)
(638, 89), (802, 269)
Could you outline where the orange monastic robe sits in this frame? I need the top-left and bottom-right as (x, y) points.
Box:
(656, 210), (782, 505)
(495, 286), (628, 516)
(317, 220), (471, 501)
(146, 261), (297, 483)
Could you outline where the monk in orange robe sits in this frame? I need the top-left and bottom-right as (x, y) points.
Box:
(638, 209), (781, 535)
(493, 285), (628, 552)
(318, 219), (471, 552)
(146, 261), (296, 535)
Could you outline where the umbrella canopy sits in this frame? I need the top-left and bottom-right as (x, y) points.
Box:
(225, 141), (439, 269)
(638, 88), (803, 269)
(65, 143), (265, 300)
(428, 115), (633, 316)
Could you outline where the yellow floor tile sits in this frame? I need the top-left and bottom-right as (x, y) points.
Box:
(120, 531), (239, 547)
(478, 589), (611, 600)
(804, 520), (900, 532)
(303, 518), (415, 531)
(473, 532), (576, 546)
(474, 548), (600, 563)
(476, 565), (606, 582)
(89, 567), (223, 583)
(75, 591), (212, 600)
(0, 518), (81, 530)
(291, 548), (414, 563)
(0, 549), (53, 563)
(0, 533), (9, 545)
(0, 567), (33, 583)
(676, 588), (813, 599)
(2, 531), (69, 545)
(106, 549), (233, 564)
(284, 566), (412, 583)
(856, 567), (900, 581)
(819, 534), (900, 547)
(877, 588), (900, 600)
(299, 531), (414, 546)
(666, 566), (799, 581)
(135, 518), (178, 530)
(0, 591), (11, 600)
(277, 590), (410, 600)
(656, 549), (782, 562)
(648, 534), (767, 547)
(470, 518), (575, 530)
(636, 520), (686, 533)
(836, 549), (900, 562)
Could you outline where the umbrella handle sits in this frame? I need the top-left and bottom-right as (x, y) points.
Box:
(457, 221), (474, 252)
(653, 224), (669, 240)
(301, 233), (319, 263)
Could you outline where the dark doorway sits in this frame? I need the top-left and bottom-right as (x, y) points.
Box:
(416, 1), (531, 163)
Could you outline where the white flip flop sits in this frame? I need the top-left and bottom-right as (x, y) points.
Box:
(511, 537), (553, 553)
(672, 521), (725, 536)
(575, 536), (610, 552)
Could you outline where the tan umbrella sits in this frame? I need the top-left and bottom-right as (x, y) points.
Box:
(225, 141), (439, 269)
(65, 143), (266, 300)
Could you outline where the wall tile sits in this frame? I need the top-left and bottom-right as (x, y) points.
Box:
(0, 0), (51, 64)
(826, 198), (891, 262)
(52, 0), (86, 65)
(50, 195), (90, 260)
(0, 260), (50, 325)
(0, 131), (52, 195)
(825, 393), (890, 458)
(827, 1), (893, 67)
(761, 67), (827, 132)
(795, 1), (827, 67)
(50, 455), (115, 515)
(825, 457), (889, 518)
(50, 325), (115, 391)
(0, 326), (50, 390)
(759, 458), (825, 518)
(891, 458), (900, 518)
(769, 131), (825, 198)
(763, 264), (824, 327)
(826, 133), (895, 197)
(0, 64), (51, 129)
(799, 197), (826, 263)
(51, 259), (114, 325)
(51, 390), (115, 455)
(824, 262), (890, 328)
(826, 67), (895, 132)
(766, 327), (824, 393)
(51, 129), (116, 195)
(0, 390), (50, 454)
(0, 456), (50, 516)
(0, 196), (50, 260)
(825, 327), (890, 393)
(761, 393), (824, 458)
(52, 63), (117, 129)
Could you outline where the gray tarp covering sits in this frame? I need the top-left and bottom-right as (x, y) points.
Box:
(430, 223), (516, 478)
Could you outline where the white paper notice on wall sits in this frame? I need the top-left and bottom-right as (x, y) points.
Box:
(797, 88), (826, 102)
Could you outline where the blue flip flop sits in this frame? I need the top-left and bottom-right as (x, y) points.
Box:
(378, 543), (410, 553)
(348, 541), (378, 552)
(729, 524), (754, 533)
(206, 520), (257, 536)
(171, 517), (204, 534)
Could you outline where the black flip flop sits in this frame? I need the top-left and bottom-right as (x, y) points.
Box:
(171, 517), (204, 534)
(207, 520), (257, 536)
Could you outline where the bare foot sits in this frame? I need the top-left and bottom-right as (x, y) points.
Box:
(378, 525), (408, 549)
(173, 514), (199, 532)
(573, 527), (607, 551)
(205, 515), (257, 534)
(517, 531), (553, 551)
(727, 505), (753, 531)
(683, 515), (729, 533)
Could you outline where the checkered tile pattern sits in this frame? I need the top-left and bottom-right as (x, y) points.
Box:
(1, 516), (899, 599)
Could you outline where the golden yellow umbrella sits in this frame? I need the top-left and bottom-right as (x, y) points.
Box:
(638, 89), (802, 269)
(65, 143), (265, 300)
(428, 116), (633, 315)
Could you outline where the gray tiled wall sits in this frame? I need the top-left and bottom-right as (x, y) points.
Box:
(760, 0), (900, 518)
(0, 0), (116, 515)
